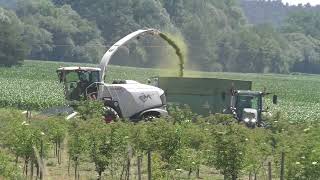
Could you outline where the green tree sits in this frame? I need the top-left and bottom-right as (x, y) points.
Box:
(283, 11), (320, 39)
(16, 0), (104, 63)
(0, 7), (27, 66)
(210, 123), (249, 180)
(86, 120), (112, 179)
(0, 150), (22, 179)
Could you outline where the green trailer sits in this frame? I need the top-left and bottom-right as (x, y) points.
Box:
(154, 77), (252, 116)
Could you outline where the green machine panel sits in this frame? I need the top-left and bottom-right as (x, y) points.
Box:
(157, 77), (252, 116)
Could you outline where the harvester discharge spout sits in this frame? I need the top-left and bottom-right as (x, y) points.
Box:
(99, 29), (160, 81)
(99, 28), (184, 81)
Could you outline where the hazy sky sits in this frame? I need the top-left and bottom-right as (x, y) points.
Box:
(282, 0), (320, 5)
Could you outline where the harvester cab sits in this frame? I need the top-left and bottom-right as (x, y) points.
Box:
(56, 29), (169, 121)
(230, 90), (277, 128)
(57, 67), (101, 102)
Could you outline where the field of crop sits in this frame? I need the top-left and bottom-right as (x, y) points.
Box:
(2, 60), (320, 179)
(1, 60), (320, 122)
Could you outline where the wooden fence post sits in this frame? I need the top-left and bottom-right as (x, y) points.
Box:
(147, 151), (152, 180)
(268, 161), (272, 180)
(280, 152), (285, 180)
(137, 156), (142, 180)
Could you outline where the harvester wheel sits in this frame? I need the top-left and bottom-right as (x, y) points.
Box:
(142, 112), (160, 122)
(87, 92), (98, 100)
(103, 106), (119, 123)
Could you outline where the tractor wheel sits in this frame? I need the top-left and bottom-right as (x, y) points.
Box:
(103, 106), (119, 123)
(259, 121), (270, 128)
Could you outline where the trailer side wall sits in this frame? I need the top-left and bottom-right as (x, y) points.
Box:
(157, 77), (252, 116)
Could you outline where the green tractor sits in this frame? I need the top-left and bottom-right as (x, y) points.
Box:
(228, 90), (278, 128)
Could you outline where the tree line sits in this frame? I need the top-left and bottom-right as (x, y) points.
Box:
(1, 0), (320, 74)
(239, 0), (320, 27)
(240, 0), (320, 73)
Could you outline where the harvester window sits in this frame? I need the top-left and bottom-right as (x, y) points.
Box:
(60, 70), (100, 101)
(69, 83), (81, 101)
(79, 72), (89, 82)
(65, 72), (79, 82)
(78, 72), (91, 93)
(90, 71), (100, 83)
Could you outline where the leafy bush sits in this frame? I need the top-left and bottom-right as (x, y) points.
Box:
(0, 150), (22, 179)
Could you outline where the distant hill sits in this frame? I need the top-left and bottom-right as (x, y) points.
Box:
(239, 0), (320, 26)
(1, 0), (320, 74)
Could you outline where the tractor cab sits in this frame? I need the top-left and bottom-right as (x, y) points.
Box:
(57, 67), (101, 102)
(230, 90), (277, 128)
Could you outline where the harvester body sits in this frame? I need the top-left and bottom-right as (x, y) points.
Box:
(96, 80), (167, 119)
(57, 67), (167, 119)
(57, 29), (168, 120)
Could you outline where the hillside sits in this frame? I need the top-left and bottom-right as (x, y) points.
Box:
(1, 0), (320, 74)
(239, 0), (320, 26)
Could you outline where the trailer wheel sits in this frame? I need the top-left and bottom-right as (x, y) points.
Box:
(103, 106), (119, 123)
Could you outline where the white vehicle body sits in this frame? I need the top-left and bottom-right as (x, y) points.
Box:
(97, 81), (166, 118)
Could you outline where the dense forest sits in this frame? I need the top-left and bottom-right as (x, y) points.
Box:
(1, 0), (320, 74)
(240, 0), (320, 26)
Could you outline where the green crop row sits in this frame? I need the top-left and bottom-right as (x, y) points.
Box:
(0, 78), (65, 110)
